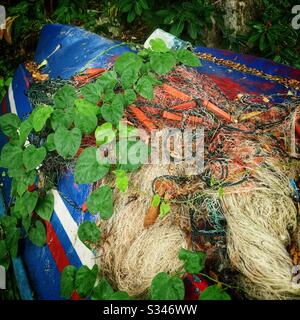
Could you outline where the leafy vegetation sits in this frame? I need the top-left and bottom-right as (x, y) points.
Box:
(178, 248), (206, 274)
(77, 221), (101, 249)
(244, 0), (300, 68)
(147, 247), (231, 300)
(199, 284), (231, 300)
(115, 0), (214, 41)
(0, 38), (180, 250)
(150, 272), (185, 300)
(61, 264), (131, 300)
(0, 37), (212, 300)
(60, 246), (231, 300)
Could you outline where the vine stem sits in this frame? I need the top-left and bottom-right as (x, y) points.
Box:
(174, 270), (239, 290)
(198, 272), (240, 290)
(79, 42), (127, 73)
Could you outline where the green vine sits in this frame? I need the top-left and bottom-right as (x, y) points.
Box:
(60, 247), (231, 300)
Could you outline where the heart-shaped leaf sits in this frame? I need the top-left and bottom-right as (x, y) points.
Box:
(150, 272), (184, 300)
(0, 113), (20, 137)
(23, 145), (46, 171)
(74, 147), (110, 184)
(35, 192), (54, 221)
(80, 82), (102, 104)
(15, 171), (36, 196)
(75, 264), (98, 298)
(14, 190), (38, 217)
(61, 265), (77, 299)
(120, 67), (139, 89)
(31, 105), (54, 132)
(95, 122), (115, 146)
(28, 220), (46, 247)
(54, 85), (77, 109)
(101, 94), (124, 126)
(95, 71), (117, 91)
(150, 38), (169, 52)
(199, 285), (231, 300)
(87, 184), (113, 219)
(150, 52), (176, 75)
(92, 278), (114, 300)
(114, 53), (142, 75)
(135, 76), (154, 100)
(50, 108), (74, 130)
(78, 221), (101, 248)
(54, 126), (82, 158)
(0, 143), (23, 170)
(74, 110), (98, 135)
(178, 248), (206, 273)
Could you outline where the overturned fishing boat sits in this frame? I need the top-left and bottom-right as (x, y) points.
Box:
(1, 24), (300, 300)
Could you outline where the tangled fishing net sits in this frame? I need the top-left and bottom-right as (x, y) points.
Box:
(98, 164), (190, 297)
(103, 65), (300, 299)
(27, 61), (300, 299)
